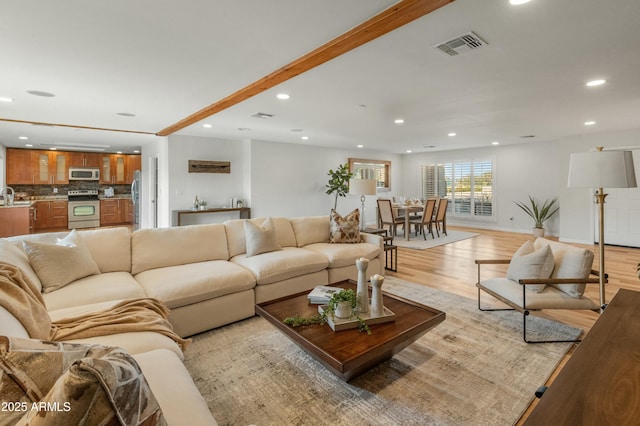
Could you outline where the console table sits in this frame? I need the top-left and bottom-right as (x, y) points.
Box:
(524, 288), (640, 425)
(172, 207), (251, 226)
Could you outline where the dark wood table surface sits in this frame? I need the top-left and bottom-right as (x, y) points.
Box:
(256, 279), (446, 381)
(524, 288), (640, 425)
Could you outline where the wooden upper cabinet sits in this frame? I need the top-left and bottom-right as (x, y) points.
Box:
(6, 149), (34, 184)
(100, 154), (132, 184)
(126, 155), (141, 184)
(68, 152), (101, 168)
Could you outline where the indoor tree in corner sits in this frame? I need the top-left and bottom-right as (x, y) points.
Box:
(326, 163), (353, 211)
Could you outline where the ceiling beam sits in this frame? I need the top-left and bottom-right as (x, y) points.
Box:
(157, 0), (455, 137)
(0, 118), (155, 135)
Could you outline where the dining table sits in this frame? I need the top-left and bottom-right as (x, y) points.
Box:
(393, 203), (424, 241)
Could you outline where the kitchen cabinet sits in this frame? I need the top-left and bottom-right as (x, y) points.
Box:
(0, 206), (31, 237)
(33, 201), (68, 230)
(101, 154), (127, 184)
(6, 149), (68, 185)
(100, 199), (132, 225)
(68, 152), (101, 168)
(126, 155), (142, 184)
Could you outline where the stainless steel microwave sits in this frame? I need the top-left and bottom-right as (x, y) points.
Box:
(69, 168), (100, 181)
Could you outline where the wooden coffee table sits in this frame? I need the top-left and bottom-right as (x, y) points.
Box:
(256, 279), (446, 381)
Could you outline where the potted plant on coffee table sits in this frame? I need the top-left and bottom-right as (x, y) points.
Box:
(514, 195), (559, 237)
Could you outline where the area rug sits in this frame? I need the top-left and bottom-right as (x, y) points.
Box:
(183, 277), (581, 426)
(392, 229), (479, 250)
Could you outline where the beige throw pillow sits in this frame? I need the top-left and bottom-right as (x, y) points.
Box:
(22, 230), (100, 293)
(506, 241), (555, 293)
(329, 209), (360, 244)
(244, 217), (282, 257)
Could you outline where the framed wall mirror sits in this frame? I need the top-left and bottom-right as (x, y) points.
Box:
(348, 158), (391, 190)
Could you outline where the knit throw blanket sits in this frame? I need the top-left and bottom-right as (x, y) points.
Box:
(0, 262), (190, 352)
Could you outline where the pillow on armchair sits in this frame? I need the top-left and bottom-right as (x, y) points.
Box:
(0, 336), (165, 425)
(506, 241), (555, 293)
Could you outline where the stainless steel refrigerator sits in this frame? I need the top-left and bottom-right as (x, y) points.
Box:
(131, 170), (141, 230)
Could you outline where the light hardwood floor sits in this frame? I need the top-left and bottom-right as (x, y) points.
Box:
(385, 226), (640, 423)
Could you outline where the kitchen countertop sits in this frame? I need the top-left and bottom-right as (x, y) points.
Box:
(98, 195), (132, 200)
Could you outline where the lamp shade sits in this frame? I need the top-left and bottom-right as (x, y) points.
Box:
(349, 179), (377, 195)
(568, 150), (637, 188)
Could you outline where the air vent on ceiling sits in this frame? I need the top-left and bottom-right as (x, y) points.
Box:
(434, 32), (487, 56)
(251, 112), (275, 119)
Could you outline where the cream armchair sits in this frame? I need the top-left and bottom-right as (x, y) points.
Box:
(475, 238), (603, 343)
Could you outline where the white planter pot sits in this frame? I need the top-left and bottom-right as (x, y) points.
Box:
(334, 301), (352, 319)
(532, 227), (545, 238)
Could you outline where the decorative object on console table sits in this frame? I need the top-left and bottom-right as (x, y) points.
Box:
(349, 178), (377, 231)
(188, 160), (231, 174)
(568, 147), (637, 310)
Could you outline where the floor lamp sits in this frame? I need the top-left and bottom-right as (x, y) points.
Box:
(568, 147), (637, 310)
(349, 179), (377, 231)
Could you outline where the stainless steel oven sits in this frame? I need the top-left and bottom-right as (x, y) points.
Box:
(68, 190), (100, 229)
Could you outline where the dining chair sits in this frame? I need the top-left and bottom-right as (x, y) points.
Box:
(433, 198), (448, 237)
(409, 198), (436, 239)
(377, 198), (404, 237)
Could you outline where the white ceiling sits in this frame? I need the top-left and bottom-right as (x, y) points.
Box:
(1, 0), (640, 154)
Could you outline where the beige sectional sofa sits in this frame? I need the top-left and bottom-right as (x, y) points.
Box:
(0, 215), (383, 424)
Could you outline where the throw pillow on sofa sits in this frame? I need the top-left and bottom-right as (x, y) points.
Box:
(244, 217), (282, 257)
(22, 229), (100, 293)
(329, 208), (360, 244)
(506, 241), (555, 293)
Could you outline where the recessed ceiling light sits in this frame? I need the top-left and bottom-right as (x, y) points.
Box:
(406, 150), (412, 153)
(394, 119), (405, 124)
(237, 127), (251, 131)
(492, 141), (500, 145)
(133, 150), (140, 153)
(0, 97), (14, 103)
(584, 121), (596, 126)
(19, 136), (28, 140)
(116, 151), (123, 154)
(50, 147), (57, 150)
(203, 123), (212, 128)
(509, 0), (531, 5)
(448, 132), (456, 137)
(276, 93), (290, 100)
(25, 144), (33, 147)
(301, 136), (309, 140)
(27, 90), (55, 97)
(586, 79), (606, 87)
(291, 128), (304, 132)
(357, 144), (364, 148)
(117, 112), (136, 117)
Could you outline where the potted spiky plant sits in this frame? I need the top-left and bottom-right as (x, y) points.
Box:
(514, 196), (559, 237)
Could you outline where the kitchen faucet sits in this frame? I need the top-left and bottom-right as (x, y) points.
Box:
(1, 186), (15, 206)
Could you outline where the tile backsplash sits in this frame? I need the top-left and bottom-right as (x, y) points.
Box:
(10, 183), (131, 198)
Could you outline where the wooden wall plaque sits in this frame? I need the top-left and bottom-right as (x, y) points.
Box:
(188, 160), (231, 174)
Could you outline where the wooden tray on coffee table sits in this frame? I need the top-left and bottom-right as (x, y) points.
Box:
(256, 279), (445, 381)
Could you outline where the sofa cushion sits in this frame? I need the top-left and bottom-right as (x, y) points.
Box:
(303, 242), (381, 269)
(43, 271), (146, 311)
(134, 349), (217, 426)
(291, 215), (330, 247)
(506, 241), (555, 293)
(225, 217), (297, 257)
(134, 260), (256, 309)
(78, 226), (132, 273)
(244, 217), (282, 257)
(0, 239), (42, 292)
(329, 208), (360, 243)
(132, 224), (229, 275)
(22, 231), (101, 293)
(231, 247), (329, 285)
(533, 238), (594, 297)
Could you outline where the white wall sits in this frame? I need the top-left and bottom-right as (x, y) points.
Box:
(249, 140), (403, 226)
(0, 144), (5, 189)
(166, 135), (248, 224)
(400, 141), (563, 236)
(141, 136), (169, 228)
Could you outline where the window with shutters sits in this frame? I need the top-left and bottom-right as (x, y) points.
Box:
(420, 158), (494, 219)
